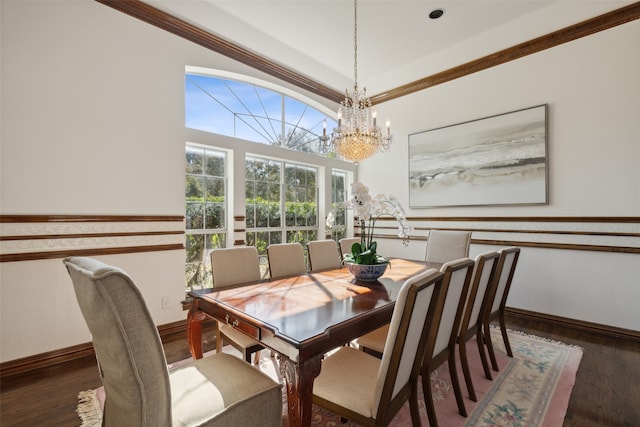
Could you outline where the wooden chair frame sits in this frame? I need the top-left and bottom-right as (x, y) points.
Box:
(482, 247), (521, 372)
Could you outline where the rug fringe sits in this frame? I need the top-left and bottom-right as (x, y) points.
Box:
(77, 389), (102, 427)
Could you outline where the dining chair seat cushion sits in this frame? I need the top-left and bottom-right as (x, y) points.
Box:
(313, 346), (381, 418)
(218, 323), (261, 349)
(356, 324), (388, 355)
(170, 352), (282, 427)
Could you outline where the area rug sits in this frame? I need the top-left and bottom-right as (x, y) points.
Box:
(77, 328), (582, 427)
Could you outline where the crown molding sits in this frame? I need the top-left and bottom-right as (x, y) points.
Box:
(97, 1), (639, 105)
(370, 2), (640, 104)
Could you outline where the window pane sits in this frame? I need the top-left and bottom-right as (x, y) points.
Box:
(285, 164), (297, 185)
(186, 176), (204, 199)
(256, 202), (268, 228)
(269, 231), (282, 245)
(186, 146), (204, 174)
(185, 202), (203, 229)
(185, 234), (204, 263)
(206, 177), (225, 199)
(245, 203), (255, 228)
(256, 181), (268, 199)
(267, 161), (280, 182)
(206, 233), (226, 250)
(296, 166), (306, 186)
(256, 231), (269, 253)
(205, 203), (224, 229)
(268, 183), (280, 203)
(205, 150), (225, 176)
(268, 201), (281, 228)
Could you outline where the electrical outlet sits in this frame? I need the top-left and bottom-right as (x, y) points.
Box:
(162, 295), (170, 309)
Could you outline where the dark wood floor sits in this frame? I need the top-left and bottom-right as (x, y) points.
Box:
(1, 316), (638, 427)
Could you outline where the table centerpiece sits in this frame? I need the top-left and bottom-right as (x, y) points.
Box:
(327, 182), (412, 281)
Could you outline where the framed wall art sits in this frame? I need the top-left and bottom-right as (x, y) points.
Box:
(409, 104), (548, 208)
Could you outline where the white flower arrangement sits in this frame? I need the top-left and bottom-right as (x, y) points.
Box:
(327, 182), (412, 265)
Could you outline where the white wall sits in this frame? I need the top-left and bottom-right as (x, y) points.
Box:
(0, 1), (348, 362)
(359, 21), (640, 331)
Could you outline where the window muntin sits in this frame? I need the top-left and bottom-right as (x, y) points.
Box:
(185, 145), (227, 289)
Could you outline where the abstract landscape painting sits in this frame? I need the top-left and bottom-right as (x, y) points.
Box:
(409, 105), (547, 208)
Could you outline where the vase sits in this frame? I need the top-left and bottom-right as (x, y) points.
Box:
(344, 262), (388, 281)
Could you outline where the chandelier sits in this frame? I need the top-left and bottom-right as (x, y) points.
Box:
(320, 0), (393, 163)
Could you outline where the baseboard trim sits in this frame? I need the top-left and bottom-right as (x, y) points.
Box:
(505, 307), (640, 342)
(0, 320), (190, 378)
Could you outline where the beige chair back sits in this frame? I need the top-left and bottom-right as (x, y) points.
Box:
(425, 230), (471, 263)
(488, 247), (521, 315)
(267, 242), (307, 278)
(211, 246), (261, 288)
(433, 258), (475, 356)
(372, 268), (447, 417)
(64, 257), (172, 427)
(460, 251), (500, 334)
(339, 237), (360, 259)
(307, 240), (342, 271)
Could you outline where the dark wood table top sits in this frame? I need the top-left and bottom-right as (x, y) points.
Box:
(190, 258), (439, 354)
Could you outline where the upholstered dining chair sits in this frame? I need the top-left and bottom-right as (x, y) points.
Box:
(456, 251), (500, 399)
(424, 230), (471, 263)
(211, 246), (265, 364)
(312, 268), (447, 427)
(357, 258), (475, 426)
(338, 237), (361, 260)
(64, 256), (282, 427)
(267, 242), (307, 278)
(482, 246), (521, 372)
(307, 239), (342, 271)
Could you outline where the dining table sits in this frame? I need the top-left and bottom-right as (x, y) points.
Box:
(187, 258), (441, 427)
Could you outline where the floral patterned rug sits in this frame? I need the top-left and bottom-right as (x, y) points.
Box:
(278, 328), (582, 427)
(77, 327), (582, 427)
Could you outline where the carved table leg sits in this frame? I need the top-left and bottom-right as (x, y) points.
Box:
(187, 306), (208, 360)
(279, 354), (322, 427)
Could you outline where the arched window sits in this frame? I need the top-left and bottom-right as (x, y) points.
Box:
(186, 67), (337, 156)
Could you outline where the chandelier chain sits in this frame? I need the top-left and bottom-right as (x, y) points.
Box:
(353, 0), (358, 87)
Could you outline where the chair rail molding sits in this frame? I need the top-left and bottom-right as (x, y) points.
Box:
(0, 215), (185, 262)
(370, 216), (640, 254)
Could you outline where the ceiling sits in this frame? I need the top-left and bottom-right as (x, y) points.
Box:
(143, 0), (635, 97)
